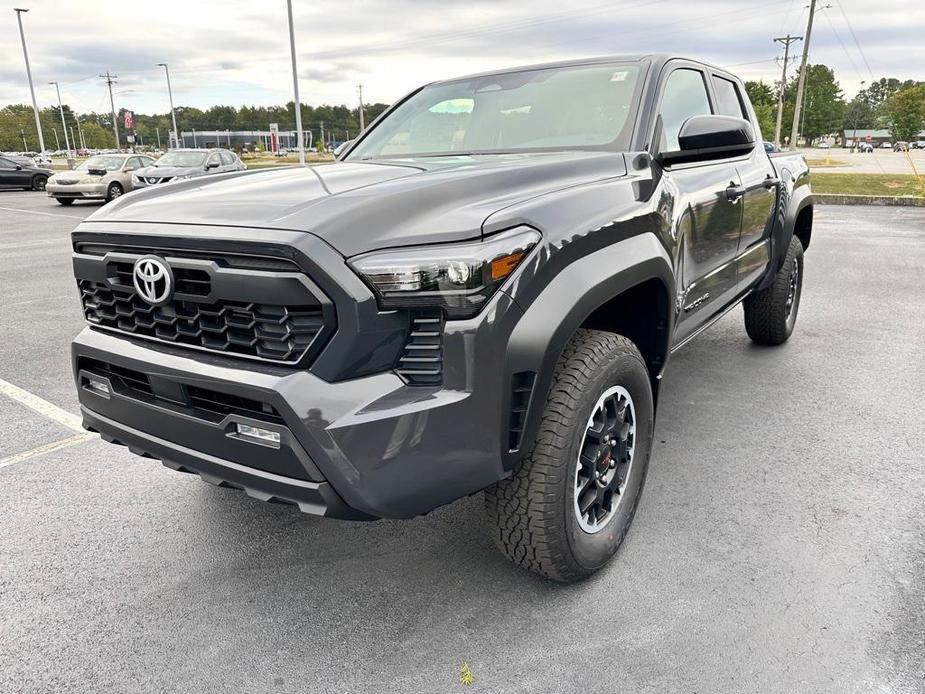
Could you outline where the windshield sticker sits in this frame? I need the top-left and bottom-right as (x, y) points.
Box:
(610, 71), (628, 82)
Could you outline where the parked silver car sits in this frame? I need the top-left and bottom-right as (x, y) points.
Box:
(46, 154), (155, 205)
(131, 148), (245, 189)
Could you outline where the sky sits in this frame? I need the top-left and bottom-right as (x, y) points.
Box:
(1, 0), (922, 119)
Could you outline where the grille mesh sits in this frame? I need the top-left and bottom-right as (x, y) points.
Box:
(79, 280), (325, 362)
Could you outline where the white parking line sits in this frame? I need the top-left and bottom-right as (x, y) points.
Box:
(0, 205), (83, 219)
(0, 378), (94, 469)
(0, 377), (85, 432)
(0, 433), (92, 469)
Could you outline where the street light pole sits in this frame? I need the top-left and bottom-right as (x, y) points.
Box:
(156, 63), (179, 149)
(48, 81), (72, 156)
(13, 8), (46, 154)
(286, 0), (306, 166)
(357, 83), (365, 132)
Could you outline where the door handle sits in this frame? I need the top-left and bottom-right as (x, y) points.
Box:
(762, 176), (781, 189)
(725, 184), (746, 201)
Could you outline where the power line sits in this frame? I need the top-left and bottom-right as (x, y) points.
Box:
(834, 0), (874, 79)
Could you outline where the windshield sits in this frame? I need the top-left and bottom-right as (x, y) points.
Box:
(348, 62), (643, 160)
(77, 155), (125, 171)
(155, 151), (207, 167)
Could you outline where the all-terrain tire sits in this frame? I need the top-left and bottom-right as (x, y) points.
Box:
(485, 329), (654, 583)
(743, 235), (804, 345)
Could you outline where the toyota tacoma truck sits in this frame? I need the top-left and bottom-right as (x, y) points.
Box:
(70, 55), (812, 582)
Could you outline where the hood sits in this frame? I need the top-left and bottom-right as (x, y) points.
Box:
(132, 165), (202, 178)
(89, 152), (628, 256)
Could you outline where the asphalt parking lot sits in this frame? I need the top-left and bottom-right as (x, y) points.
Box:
(1, 191), (923, 693)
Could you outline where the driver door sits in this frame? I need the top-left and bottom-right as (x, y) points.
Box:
(655, 66), (743, 344)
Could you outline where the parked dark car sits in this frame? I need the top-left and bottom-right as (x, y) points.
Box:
(0, 155), (53, 191)
(70, 55), (813, 582)
(131, 148), (245, 189)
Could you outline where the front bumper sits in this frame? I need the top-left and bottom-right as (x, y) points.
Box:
(73, 291), (522, 520)
(48, 181), (107, 199)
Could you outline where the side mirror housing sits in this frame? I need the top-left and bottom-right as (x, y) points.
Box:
(658, 115), (755, 166)
(206, 161), (219, 169)
(334, 140), (354, 160)
(14, 164), (22, 170)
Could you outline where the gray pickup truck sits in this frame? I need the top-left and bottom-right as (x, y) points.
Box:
(71, 54), (812, 582)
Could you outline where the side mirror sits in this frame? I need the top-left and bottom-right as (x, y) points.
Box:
(124, 167), (134, 173)
(658, 115), (755, 166)
(334, 140), (354, 160)
(14, 164), (22, 170)
(206, 161), (219, 169)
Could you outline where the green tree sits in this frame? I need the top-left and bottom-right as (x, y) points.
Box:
(786, 64), (845, 142)
(885, 84), (925, 142)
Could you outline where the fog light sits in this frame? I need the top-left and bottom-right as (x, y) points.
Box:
(86, 376), (110, 398)
(235, 423), (281, 448)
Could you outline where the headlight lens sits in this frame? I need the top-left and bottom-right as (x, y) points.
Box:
(131, 174), (141, 184)
(349, 226), (540, 319)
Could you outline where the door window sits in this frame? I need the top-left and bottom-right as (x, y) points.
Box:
(712, 76), (746, 118)
(0, 157), (16, 169)
(206, 153), (221, 168)
(658, 68), (712, 152)
(219, 151), (235, 165)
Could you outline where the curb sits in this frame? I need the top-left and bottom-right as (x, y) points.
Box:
(815, 193), (925, 207)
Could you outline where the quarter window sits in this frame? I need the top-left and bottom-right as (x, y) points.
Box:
(713, 76), (746, 118)
(658, 68), (712, 152)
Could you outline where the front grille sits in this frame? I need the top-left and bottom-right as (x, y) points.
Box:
(109, 259), (210, 296)
(80, 281), (324, 362)
(395, 311), (444, 386)
(76, 244), (301, 273)
(144, 176), (171, 184)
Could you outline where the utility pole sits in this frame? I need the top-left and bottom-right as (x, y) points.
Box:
(156, 127), (161, 150)
(20, 129), (28, 151)
(48, 81), (72, 156)
(99, 72), (120, 149)
(320, 121), (325, 150)
(772, 34), (802, 148)
(14, 8), (46, 154)
(52, 128), (59, 150)
(357, 84), (365, 131)
(789, 0), (820, 148)
(156, 63), (179, 149)
(286, 0), (306, 166)
(76, 116), (85, 150)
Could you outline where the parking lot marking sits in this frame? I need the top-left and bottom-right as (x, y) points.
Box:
(0, 377), (85, 433)
(0, 433), (93, 470)
(0, 205), (83, 220)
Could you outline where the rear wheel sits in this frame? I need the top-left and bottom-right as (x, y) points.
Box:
(743, 235), (804, 345)
(56, 198), (75, 206)
(31, 174), (47, 191)
(485, 329), (654, 583)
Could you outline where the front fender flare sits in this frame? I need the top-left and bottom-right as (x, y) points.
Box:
(501, 233), (674, 469)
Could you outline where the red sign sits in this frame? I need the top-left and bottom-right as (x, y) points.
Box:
(123, 111), (135, 129)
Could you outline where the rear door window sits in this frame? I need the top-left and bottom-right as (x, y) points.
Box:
(712, 76), (746, 118)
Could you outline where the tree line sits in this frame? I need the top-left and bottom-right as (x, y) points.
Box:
(745, 65), (925, 144)
(3, 63), (924, 152)
(0, 100), (390, 152)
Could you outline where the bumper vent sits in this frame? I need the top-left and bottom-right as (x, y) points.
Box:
(395, 311), (444, 386)
(508, 371), (536, 451)
(80, 280), (325, 363)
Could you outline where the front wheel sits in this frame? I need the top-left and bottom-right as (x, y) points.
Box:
(56, 198), (75, 206)
(31, 174), (47, 191)
(743, 235), (804, 345)
(105, 182), (123, 202)
(485, 329), (654, 583)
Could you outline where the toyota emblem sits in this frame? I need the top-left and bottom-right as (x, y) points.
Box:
(132, 256), (173, 305)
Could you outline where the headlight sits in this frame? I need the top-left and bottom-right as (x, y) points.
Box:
(131, 174), (141, 185)
(349, 226), (540, 319)
(172, 174), (192, 181)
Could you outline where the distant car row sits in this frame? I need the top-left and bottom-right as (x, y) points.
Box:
(0, 148), (245, 205)
(854, 141), (925, 153)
